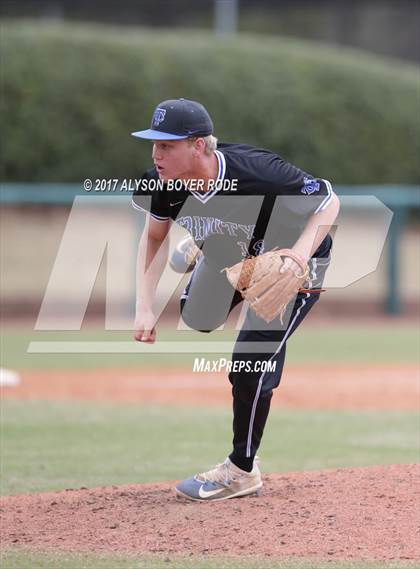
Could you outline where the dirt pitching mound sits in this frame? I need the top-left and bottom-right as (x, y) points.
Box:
(1, 464), (418, 563)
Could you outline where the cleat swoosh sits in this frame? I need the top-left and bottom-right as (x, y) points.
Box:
(198, 485), (226, 499)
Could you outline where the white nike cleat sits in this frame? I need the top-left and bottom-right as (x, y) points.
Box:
(175, 457), (263, 502)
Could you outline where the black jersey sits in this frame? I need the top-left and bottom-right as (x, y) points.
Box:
(132, 143), (333, 268)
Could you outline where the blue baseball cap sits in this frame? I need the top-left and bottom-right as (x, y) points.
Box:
(131, 98), (213, 140)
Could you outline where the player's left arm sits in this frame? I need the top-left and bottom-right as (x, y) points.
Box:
(282, 191), (340, 272)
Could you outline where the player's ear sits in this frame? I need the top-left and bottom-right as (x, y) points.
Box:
(191, 137), (205, 156)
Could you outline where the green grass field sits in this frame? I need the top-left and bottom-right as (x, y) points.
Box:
(1, 325), (419, 569)
(1, 400), (418, 496)
(2, 550), (418, 569)
(2, 324), (419, 369)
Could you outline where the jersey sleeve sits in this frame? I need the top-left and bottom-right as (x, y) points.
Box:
(131, 170), (170, 222)
(265, 154), (333, 217)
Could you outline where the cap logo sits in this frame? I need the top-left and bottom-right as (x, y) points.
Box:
(152, 108), (166, 127)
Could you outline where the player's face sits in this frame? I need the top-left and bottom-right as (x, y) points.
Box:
(151, 139), (195, 181)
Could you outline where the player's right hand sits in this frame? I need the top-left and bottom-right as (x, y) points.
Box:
(134, 309), (157, 344)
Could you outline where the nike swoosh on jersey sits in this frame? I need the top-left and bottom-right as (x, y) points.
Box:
(198, 485), (226, 499)
(170, 201), (183, 206)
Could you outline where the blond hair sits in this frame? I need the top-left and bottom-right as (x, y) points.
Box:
(188, 134), (218, 156)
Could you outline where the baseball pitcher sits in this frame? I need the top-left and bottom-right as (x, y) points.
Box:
(132, 98), (340, 501)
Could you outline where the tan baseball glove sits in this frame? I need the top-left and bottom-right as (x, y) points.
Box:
(223, 249), (310, 323)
